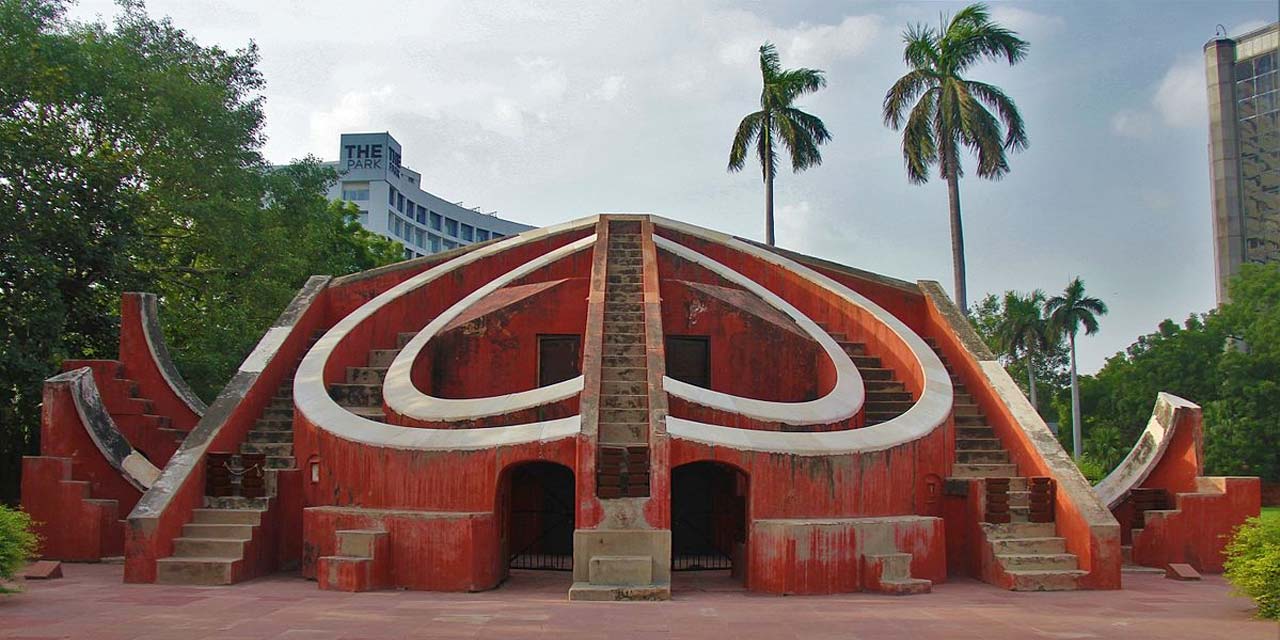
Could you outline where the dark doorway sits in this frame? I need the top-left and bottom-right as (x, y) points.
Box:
(665, 336), (710, 388)
(538, 335), (581, 387)
(671, 461), (747, 573)
(503, 462), (575, 571)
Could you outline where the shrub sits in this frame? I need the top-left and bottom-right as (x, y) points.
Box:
(1224, 515), (1280, 619)
(0, 505), (39, 592)
(1074, 455), (1107, 484)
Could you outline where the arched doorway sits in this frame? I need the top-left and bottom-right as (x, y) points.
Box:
(671, 461), (748, 577)
(501, 461), (575, 572)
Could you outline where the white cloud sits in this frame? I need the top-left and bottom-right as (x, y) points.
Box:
(593, 75), (626, 102)
(716, 14), (883, 69)
(1231, 20), (1269, 37)
(1153, 56), (1206, 128)
(308, 87), (396, 153)
(988, 5), (1064, 36)
(1110, 109), (1154, 139)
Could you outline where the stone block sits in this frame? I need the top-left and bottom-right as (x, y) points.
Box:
(1166, 563), (1201, 581)
(21, 560), (62, 580)
(588, 555), (652, 586)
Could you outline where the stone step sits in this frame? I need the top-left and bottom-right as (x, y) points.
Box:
(604, 311), (645, 324)
(990, 536), (1066, 555)
(951, 463), (1018, 478)
(203, 496), (269, 510)
(600, 408), (649, 424)
(996, 553), (1079, 571)
(957, 449), (1010, 464)
(954, 403), (983, 417)
(837, 341), (868, 356)
(604, 302), (642, 313)
(191, 508), (263, 526)
(1008, 490), (1030, 507)
(955, 414), (988, 426)
(604, 343), (644, 357)
(957, 437), (1002, 450)
(603, 331), (645, 345)
(601, 366), (646, 383)
(253, 418), (292, 432)
(265, 456), (295, 470)
(329, 383), (381, 407)
(850, 355), (882, 368)
(601, 394), (648, 410)
(607, 274), (642, 284)
(261, 406), (294, 420)
(956, 426), (995, 439)
(343, 405), (386, 421)
(1006, 569), (1086, 591)
(346, 367), (388, 385)
(602, 379), (647, 396)
(182, 523), (255, 540)
(865, 390), (912, 403)
(599, 423), (647, 443)
(607, 282), (641, 294)
(608, 292), (642, 303)
(156, 557), (240, 586)
(865, 400), (913, 413)
(368, 349), (401, 368)
(603, 355), (646, 368)
(864, 379), (904, 392)
(247, 430), (293, 443)
(981, 522), (1056, 539)
(173, 537), (248, 558)
(240, 442), (293, 457)
(859, 367), (894, 381)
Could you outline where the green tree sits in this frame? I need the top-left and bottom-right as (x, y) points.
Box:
(728, 42), (831, 247)
(969, 292), (1068, 418)
(994, 289), (1051, 410)
(0, 0), (400, 501)
(1046, 277), (1107, 459)
(882, 3), (1029, 314)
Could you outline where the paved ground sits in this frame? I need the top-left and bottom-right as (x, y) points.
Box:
(1, 564), (1275, 639)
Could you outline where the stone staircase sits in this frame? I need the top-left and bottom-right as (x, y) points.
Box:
(923, 338), (1085, 591)
(156, 342), (312, 585)
(814, 326), (912, 426)
(596, 222), (650, 499)
(328, 332), (418, 423)
(63, 359), (189, 459)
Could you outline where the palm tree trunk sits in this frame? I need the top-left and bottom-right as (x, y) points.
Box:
(764, 156), (775, 246)
(946, 170), (967, 315)
(1026, 354), (1038, 413)
(1069, 332), (1082, 459)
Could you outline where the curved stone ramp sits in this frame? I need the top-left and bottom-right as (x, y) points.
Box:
(653, 236), (864, 427)
(383, 236), (594, 423)
(295, 217), (599, 449)
(650, 217), (952, 454)
(1094, 392), (1199, 510)
(125, 292), (208, 420)
(52, 367), (162, 490)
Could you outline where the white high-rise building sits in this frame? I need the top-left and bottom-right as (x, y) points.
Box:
(324, 132), (534, 259)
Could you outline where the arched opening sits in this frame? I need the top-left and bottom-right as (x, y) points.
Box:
(500, 461), (575, 573)
(671, 461), (748, 582)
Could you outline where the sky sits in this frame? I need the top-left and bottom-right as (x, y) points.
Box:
(67, 0), (1278, 373)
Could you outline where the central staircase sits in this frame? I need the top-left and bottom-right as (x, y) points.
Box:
(327, 333), (418, 423)
(815, 326), (912, 426)
(924, 338), (1086, 591)
(596, 222), (650, 499)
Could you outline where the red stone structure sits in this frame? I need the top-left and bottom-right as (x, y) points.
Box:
(21, 214), (1252, 597)
(1094, 393), (1261, 573)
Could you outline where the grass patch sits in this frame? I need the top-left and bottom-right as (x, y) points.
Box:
(1262, 507), (1279, 525)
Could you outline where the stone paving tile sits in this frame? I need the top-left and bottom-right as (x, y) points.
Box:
(1, 565), (1277, 639)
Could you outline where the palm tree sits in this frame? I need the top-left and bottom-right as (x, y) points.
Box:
(729, 42), (831, 246)
(882, 4), (1029, 314)
(1045, 277), (1108, 459)
(995, 289), (1051, 411)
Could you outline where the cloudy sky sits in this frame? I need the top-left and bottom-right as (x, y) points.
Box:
(69, 0), (1276, 372)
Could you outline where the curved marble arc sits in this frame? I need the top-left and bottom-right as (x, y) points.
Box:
(1093, 392), (1198, 510)
(56, 367), (162, 490)
(294, 217), (600, 451)
(384, 236), (594, 421)
(651, 216), (953, 455)
(654, 236), (864, 425)
(136, 292), (208, 416)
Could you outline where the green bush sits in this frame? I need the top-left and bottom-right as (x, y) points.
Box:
(0, 505), (39, 592)
(1224, 515), (1280, 619)
(1074, 455), (1107, 484)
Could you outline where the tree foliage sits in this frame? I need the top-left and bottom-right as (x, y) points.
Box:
(969, 291), (1068, 418)
(0, 0), (400, 502)
(1224, 515), (1280, 619)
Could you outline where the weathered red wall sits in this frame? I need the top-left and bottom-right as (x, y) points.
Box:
(1131, 477), (1260, 572)
(117, 293), (202, 430)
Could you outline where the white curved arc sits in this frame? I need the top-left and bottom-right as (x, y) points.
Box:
(654, 236), (863, 425)
(1093, 392), (1198, 510)
(294, 216), (598, 450)
(384, 236), (595, 422)
(651, 216), (952, 455)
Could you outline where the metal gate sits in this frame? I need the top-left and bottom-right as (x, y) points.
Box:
(671, 462), (743, 571)
(508, 464), (575, 571)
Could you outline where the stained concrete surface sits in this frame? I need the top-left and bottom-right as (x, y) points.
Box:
(1, 564), (1275, 639)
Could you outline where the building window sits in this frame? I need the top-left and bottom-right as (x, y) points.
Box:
(357, 211), (368, 226)
(445, 218), (458, 237)
(460, 224), (474, 241)
(492, 232), (505, 239)
(388, 187), (397, 206)
(387, 211), (394, 231)
(476, 229), (490, 241)
(342, 188), (370, 201)
(444, 240), (458, 250)
(429, 235), (441, 252)
(416, 205), (426, 224)
(404, 247), (414, 260)
(430, 211), (442, 230)
(415, 228), (425, 247)
(394, 217), (403, 238)
(397, 193), (405, 213)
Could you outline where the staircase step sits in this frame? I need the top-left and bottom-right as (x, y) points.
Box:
(329, 383), (381, 406)
(346, 367), (388, 384)
(604, 343), (645, 357)
(956, 426), (995, 439)
(368, 349), (401, 368)
(859, 368), (894, 381)
(240, 442), (293, 457)
(1006, 569), (1086, 592)
(981, 522), (1056, 539)
(254, 418), (293, 432)
(956, 449), (1010, 464)
(173, 537), (248, 558)
(396, 332), (418, 349)
(955, 414), (989, 426)
(865, 390), (912, 403)
(191, 508), (263, 525)
(602, 355), (646, 368)
(602, 379), (647, 396)
(599, 423), (647, 443)
(956, 437), (1002, 450)
(601, 394), (649, 410)
(990, 536), (1067, 554)
(951, 463), (1018, 478)
(181, 523), (255, 540)
(203, 496), (269, 510)
(996, 553), (1079, 571)
(837, 341), (868, 356)
(601, 366), (646, 382)
(247, 430), (294, 443)
(156, 557), (240, 586)
(600, 408), (649, 424)
(864, 379), (903, 392)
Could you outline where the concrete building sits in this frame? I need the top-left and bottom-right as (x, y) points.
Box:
(1205, 23), (1280, 302)
(324, 132), (533, 260)
(21, 215), (1259, 598)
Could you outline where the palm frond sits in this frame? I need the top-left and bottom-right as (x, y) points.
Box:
(901, 87), (938, 184)
(883, 68), (937, 129)
(964, 80), (1028, 150)
(759, 42), (781, 79)
(728, 111), (764, 173)
(903, 23), (939, 69)
(956, 88), (1009, 179)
